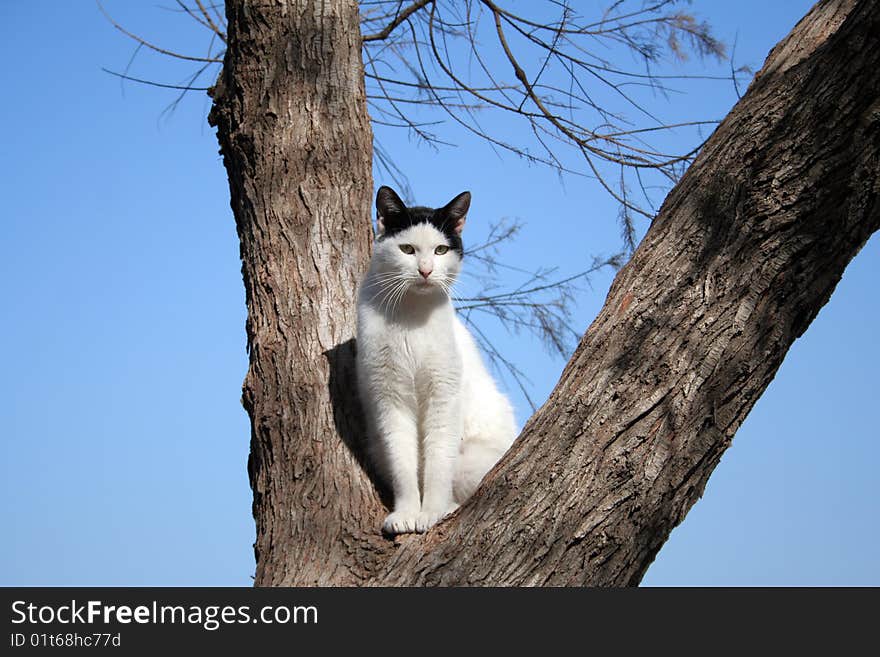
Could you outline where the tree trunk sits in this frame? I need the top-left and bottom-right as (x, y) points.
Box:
(211, 0), (880, 586)
(208, 0), (389, 586)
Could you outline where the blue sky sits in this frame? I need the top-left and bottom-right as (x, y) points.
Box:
(1, 1), (876, 586)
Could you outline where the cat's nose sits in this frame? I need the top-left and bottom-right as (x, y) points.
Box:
(419, 267), (432, 279)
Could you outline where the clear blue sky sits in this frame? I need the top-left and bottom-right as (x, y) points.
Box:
(2, 1), (877, 586)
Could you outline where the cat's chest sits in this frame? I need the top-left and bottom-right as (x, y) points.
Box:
(392, 318), (456, 363)
(362, 309), (459, 371)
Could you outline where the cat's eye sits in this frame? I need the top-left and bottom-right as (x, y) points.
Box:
(434, 245), (449, 255)
(399, 244), (415, 255)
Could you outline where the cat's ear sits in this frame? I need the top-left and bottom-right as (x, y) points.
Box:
(442, 191), (470, 235)
(376, 186), (406, 235)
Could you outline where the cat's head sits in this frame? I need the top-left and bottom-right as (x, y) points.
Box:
(370, 185), (470, 295)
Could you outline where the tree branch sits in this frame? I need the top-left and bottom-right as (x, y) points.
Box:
(362, 0), (434, 42)
(101, 68), (212, 91)
(367, 0), (879, 586)
(97, 1), (222, 62)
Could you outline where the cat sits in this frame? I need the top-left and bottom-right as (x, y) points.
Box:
(356, 185), (518, 535)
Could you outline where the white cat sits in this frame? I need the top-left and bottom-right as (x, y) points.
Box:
(356, 186), (518, 535)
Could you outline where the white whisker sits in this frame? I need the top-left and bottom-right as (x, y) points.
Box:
(366, 277), (404, 305)
(379, 279), (407, 315)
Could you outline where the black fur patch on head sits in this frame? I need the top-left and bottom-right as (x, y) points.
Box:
(375, 186), (470, 256)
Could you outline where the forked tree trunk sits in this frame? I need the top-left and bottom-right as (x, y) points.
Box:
(210, 0), (880, 586)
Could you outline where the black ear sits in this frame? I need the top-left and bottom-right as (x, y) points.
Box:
(442, 191), (470, 235)
(376, 186), (407, 235)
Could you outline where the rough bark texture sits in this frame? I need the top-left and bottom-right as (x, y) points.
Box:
(211, 0), (880, 586)
(208, 0), (389, 586)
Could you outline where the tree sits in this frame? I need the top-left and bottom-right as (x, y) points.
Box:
(109, 0), (880, 584)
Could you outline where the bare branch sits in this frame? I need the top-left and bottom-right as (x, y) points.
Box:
(194, 0), (227, 42)
(98, 1), (222, 62)
(173, 1), (227, 42)
(101, 68), (212, 91)
(362, 0), (741, 248)
(448, 215), (623, 395)
(362, 0), (435, 42)
(99, 0), (224, 116)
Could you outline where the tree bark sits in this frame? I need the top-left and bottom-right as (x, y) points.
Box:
(211, 0), (880, 586)
(208, 0), (389, 586)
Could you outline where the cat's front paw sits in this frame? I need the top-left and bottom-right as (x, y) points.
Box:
(382, 510), (421, 535)
(415, 504), (459, 533)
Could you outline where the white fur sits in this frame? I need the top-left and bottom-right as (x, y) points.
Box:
(356, 222), (517, 535)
